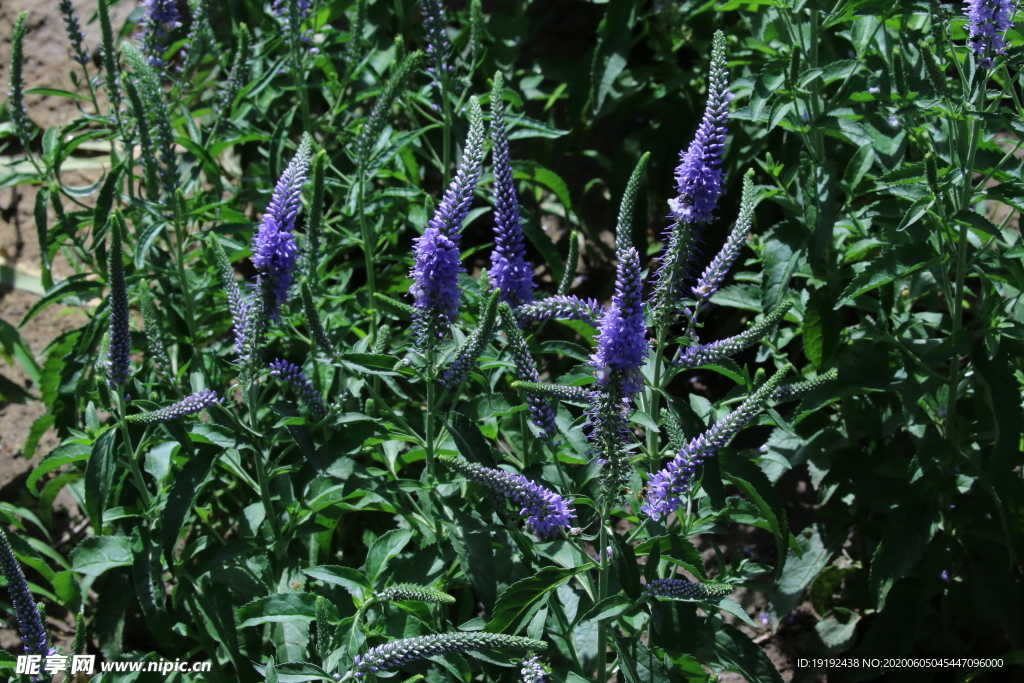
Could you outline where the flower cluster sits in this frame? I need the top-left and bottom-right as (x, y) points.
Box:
(58, 0), (89, 64)
(353, 632), (545, 678)
(0, 528), (53, 657)
(269, 359), (329, 420)
(692, 169), (756, 303)
(127, 390), (223, 424)
(965, 0), (1014, 68)
(375, 584), (455, 605)
(670, 31), (729, 226)
(139, 0), (181, 67)
(642, 368), (788, 521)
(515, 295), (602, 326)
(520, 655), (547, 683)
(646, 578), (733, 601)
(489, 72), (535, 308)
(252, 135), (313, 320)
(421, 0), (453, 103)
(591, 247), (647, 401)
(441, 456), (573, 538)
(410, 97), (486, 345)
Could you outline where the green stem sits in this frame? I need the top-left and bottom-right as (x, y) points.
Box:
(247, 382), (284, 554)
(115, 390), (154, 511)
(596, 505), (610, 683)
(357, 163), (378, 349)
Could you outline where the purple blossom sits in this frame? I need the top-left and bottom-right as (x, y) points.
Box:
(139, 0), (181, 67)
(58, 0), (89, 65)
(515, 295), (602, 326)
(410, 98), (485, 345)
(354, 633), (544, 678)
(0, 528), (53, 657)
(421, 0), (453, 103)
(269, 358), (329, 420)
(489, 73), (534, 308)
(252, 135), (312, 320)
(521, 655), (546, 683)
(591, 247), (648, 401)
(965, 0), (1014, 68)
(441, 456), (573, 538)
(127, 389), (223, 424)
(670, 31), (729, 226)
(272, 0), (313, 18)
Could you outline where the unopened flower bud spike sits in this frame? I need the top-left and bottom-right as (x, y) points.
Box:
(675, 299), (793, 370)
(441, 288), (502, 388)
(498, 303), (559, 440)
(558, 232), (581, 295)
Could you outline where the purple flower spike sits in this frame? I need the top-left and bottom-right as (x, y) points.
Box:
(410, 97), (486, 345)
(692, 169), (756, 304)
(521, 655), (547, 683)
(140, 0), (181, 67)
(127, 389), (223, 424)
(489, 72), (535, 308)
(269, 358), (329, 420)
(421, 0), (453, 103)
(591, 247), (648, 402)
(515, 295), (602, 326)
(671, 30), (728, 225)
(965, 0), (1014, 68)
(0, 528), (53, 657)
(441, 456), (573, 538)
(647, 578), (732, 601)
(107, 214), (131, 387)
(252, 135), (313, 320)
(354, 632), (545, 679)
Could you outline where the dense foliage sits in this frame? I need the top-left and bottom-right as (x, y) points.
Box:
(1, 0), (1022, 681)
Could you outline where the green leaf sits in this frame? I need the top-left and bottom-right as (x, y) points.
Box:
(253, 661), (337, 683)
(365, 528), (413, 583)
(721, 453), (791, 578)
(614, 634), (672, 683)
(0, 318), (41, 384)
(71, 536), (133, 577)
(485, 566), (583, 633)
(513, 161), (577, 224)
(28, 440), (89, 493)
(161, 451), (215, 563)
(973, 344), (1024, 474)
(84, 429), (116, 530)
(955, 209), (1002, 239)
(18, 275), (105, 328)
(237, 593), (318, 628)
(712, 596), (758, 629)
(634, 535), (707, 580)
(25, 87), (91, 101)
(302, 566), (372, 601)
(834, 243), (942, 309)
(770, 525), (840, 620)
(441, 412), (494, 466)
(713, 624), (784, 683)
(610, 529), (641, 600)
(52, 570), (81, 612)
(896, 197), (933, 231)
(538, 340), (591, 363)
(576, 594), (631, 626)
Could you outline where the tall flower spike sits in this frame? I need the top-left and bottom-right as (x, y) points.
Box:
(770, 370), (838, 403)
(356, 51), (422, 168)
(138, 285), (172, 376)
(107, 213), (131, 387)
(354, 632), (545, 678)
(499, 303), (559, 440)
(592, 247), (648, 401)
(642, 366), (789, 521)
(58, 0), (90, 65)
(127, 389), (223, 424)
(693, 169), (756, 304)
(421, 0), (453, 105)
(674, 299), (792, 370)
(440, 456), (573, 538)
(489, 72), (535, 307)
(965, 0), (1014, 68)
(672, 30), (729, 226)
(410, 97), (486, 346)
(374, 584), (456, 605)
(210, 237), (254, 362)
(0, 528), (53, 656)
(515, 295), (602, 326)
(122, 43), (179, 191)
(269, 359), (329, 421)
(252, 134), (313, 320)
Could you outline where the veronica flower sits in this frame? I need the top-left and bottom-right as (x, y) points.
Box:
(650, 30), (729, 314)
(410, 97), (486, 345)
(139, 0), (181, 67)
(58, 0), (90, 65)
(592, 247), (648, 401)
(520, 655), (547, 683)
(515, 295), (602, 326)
(8, 13), (31, 148)
(354, 632), (545, 678)
(692, 169), (756, 304)
(0, 528), (53, 657)
(489, 72), (535, 307)
(107, 213), (131, 387)
(965, 0), (1015, 67)
(252, 135), (313, 320)
(127, 389), (223, 424)
(441, 456), (573, 538)
(674, 299), (792, 370)
(269, 359), (328, 420)
(642, 367), (787, 521)
(374, 584), (455, 605)
(647, 578), (732, 601)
